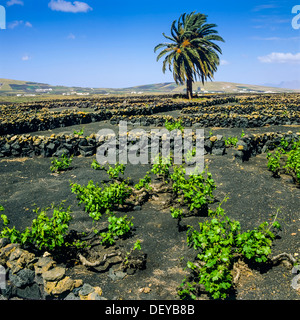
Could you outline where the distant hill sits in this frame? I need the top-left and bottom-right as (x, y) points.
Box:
(117, 81), (298, 94)
(263, 80), (300, 90)
(154, 81), (298, 94)
(0, 78), (108, 96)
(0, 78), (298, 98)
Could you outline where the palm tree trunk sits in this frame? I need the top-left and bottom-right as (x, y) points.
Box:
(186, 78), (193, 100)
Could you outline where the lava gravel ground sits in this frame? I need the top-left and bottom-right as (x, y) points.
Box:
(0, 134), (299, 300)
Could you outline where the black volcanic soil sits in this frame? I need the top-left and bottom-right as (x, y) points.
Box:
(0, 122), (299, 299)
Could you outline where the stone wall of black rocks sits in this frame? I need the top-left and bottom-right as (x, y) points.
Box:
(15, 94), (175, 110)
(0, 132), (227, 158)
(0, 110), (111, 135)
(110, 113), (300, 128)
(0, 133), (99, 158)
(0, 130), (299, 160)
(2, 110), (299, 137)
(234, 131), (300, 162)
(16, 95), (237, 110)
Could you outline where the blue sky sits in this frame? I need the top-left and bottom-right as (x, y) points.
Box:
(0, 0), (299, 88)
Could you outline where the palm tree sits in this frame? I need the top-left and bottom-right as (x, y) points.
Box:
(154, 12), (224, 99)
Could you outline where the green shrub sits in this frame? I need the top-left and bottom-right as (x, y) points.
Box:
(165, 119), (184, 132)
(267, 139), (300, 182)
(170, 207), (184, 219)
(100, 215), (133, 246)
(284, 141), (300, 184)
(267, 150), (281, 177)
(71, 180), (132, 221)
(178, 200), (281, 300)
(224, 136), (238, 147)
(133, 239), (142, 251)
(170, 166), (216, 213)
(134, 174), (152, 190)
(0, 214), (21, 244)
(91, 159), (105, 170)
(50, 154), (73, 173)
(73, 128), (84, 135)
(106, 163), (126, 180)
(122, 240), (142, 267)
(91, 162), (126, 179)
(0, 203), (75, 251)
(71, 162), (133, 246)
(151, 155), (172, 181)
(280, 137), (290, 151)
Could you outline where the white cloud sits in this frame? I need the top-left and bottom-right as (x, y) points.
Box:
(220, 60), (230, 66)
(48, 0), (92, 13)
(253, 36), (300, 41)
(252, 4), (278, 12)
(8, 20), (23, 29)
(7, 0), (24, 6)
(251, 16), (290, 30)
(8, 20), (33, 29)
(258, 52), (300, 64)
(67, 33), (76, 39)
(21, 55), (30, 61)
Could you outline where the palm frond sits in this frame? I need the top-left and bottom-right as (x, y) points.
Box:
(156, 47), (173, 61)
(154, 43), (170, 53)
(162, 33), (176, 43)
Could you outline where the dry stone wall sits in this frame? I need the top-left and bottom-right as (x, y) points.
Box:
(0, 239), (106, 300)
(0, 130), (299, 161)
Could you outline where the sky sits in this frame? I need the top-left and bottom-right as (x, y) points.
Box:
(0, 0), (299, 88)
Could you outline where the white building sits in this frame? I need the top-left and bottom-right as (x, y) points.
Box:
(35, 88), (53, 92)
